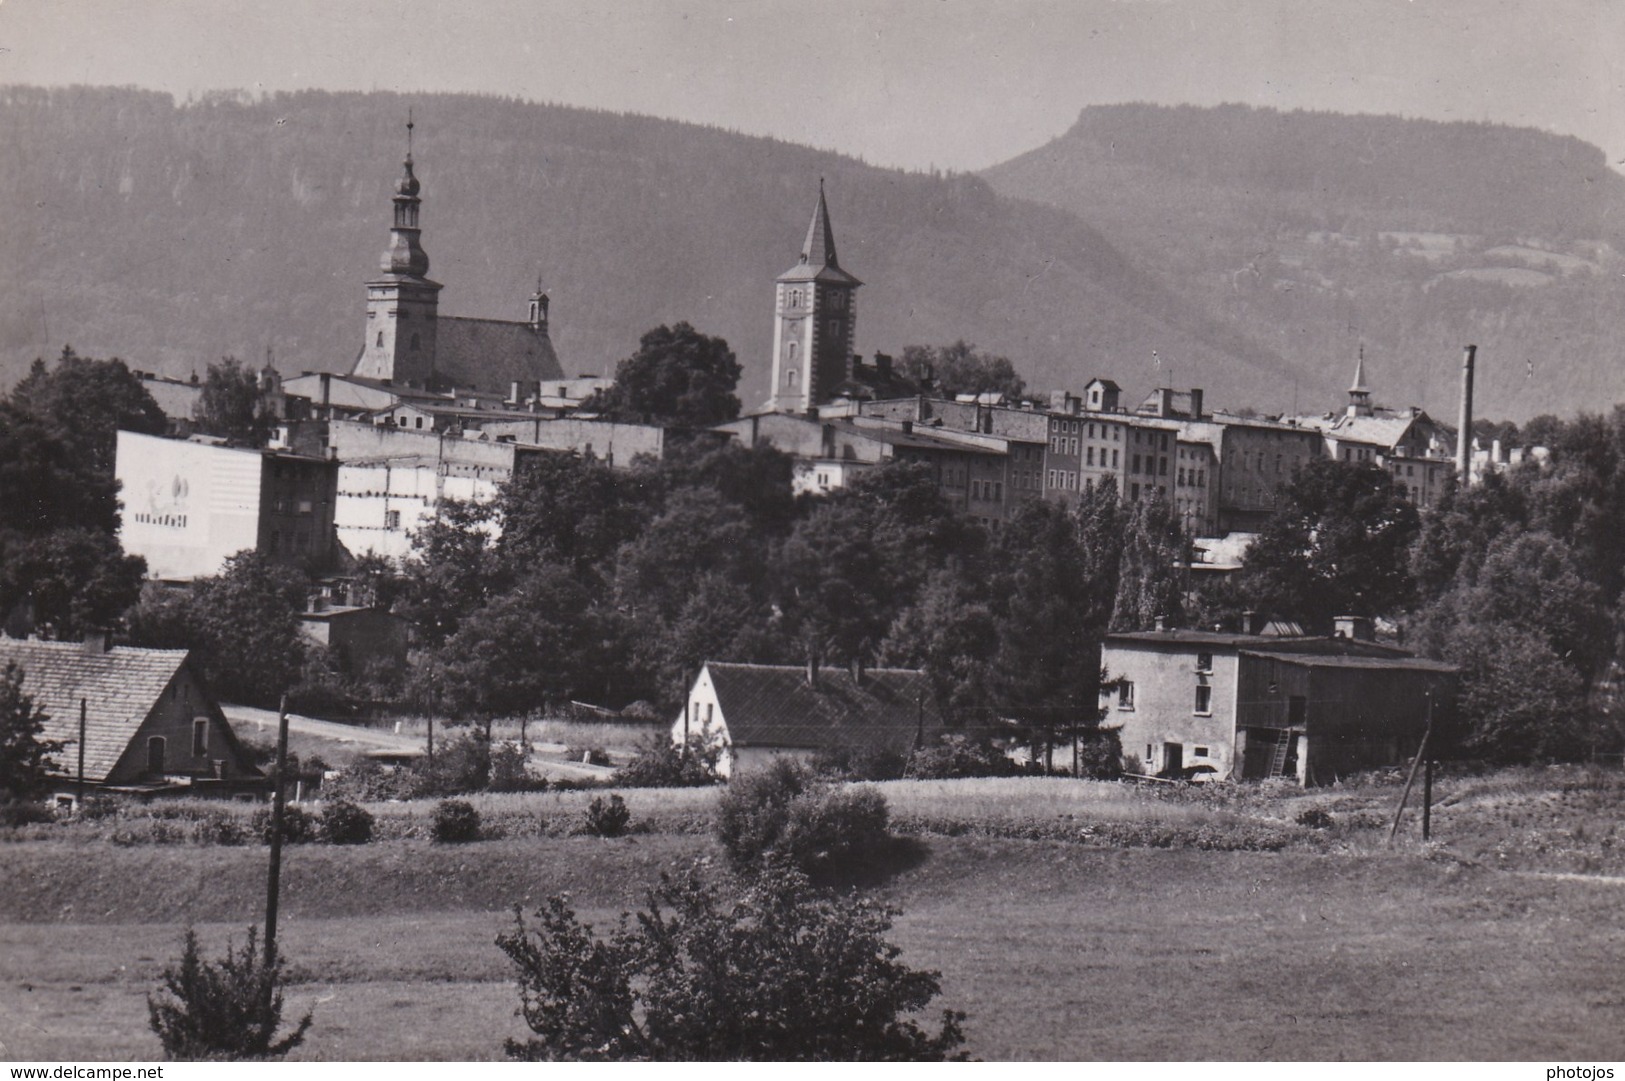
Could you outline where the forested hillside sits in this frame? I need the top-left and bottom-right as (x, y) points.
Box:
(0, 87), (1293, 411)
(984, 103), (1625, 421)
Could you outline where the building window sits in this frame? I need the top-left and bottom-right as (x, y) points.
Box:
(376, 331), (384, 347)
(1196, 651), (1213, 673)
(1194, 684), (1212, 714)
(192, 718), (208, 757)
(1194, 746), (1210, 758)
(1117, 681), (1135, 709)
(147, 736), (166, 774)
(385, 509), (402, 530)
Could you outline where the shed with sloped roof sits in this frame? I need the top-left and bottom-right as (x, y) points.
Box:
(672, 662), (945, 777)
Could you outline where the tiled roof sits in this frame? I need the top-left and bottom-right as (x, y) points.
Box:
(0, 639), (185, 782)
(434, 317), (565, 393)
(706, 662), (943, 751)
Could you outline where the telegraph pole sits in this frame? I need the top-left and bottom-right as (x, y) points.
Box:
(264, 692), (290, 968)
(76, 698), (87, 806)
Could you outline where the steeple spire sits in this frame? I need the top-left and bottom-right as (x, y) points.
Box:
(800, 177), (840, 270)
(1347, 345), (1373, 417)
(383, 112), (429, 277)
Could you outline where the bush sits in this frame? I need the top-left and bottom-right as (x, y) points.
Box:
(200, 812), (249, 846)
(811, 744), (909, 782)
(584, 793), (631, 838)
(613, 736), (721, 788)
(489, 741), (544, 792)
(147, 926), (313, 1060)
(1295, 807), (1335, 830)
(716, 759), (893, 878)
(251, 805), (317, 845)
(320, 799), (374, 844)
(79, 794), (123, 820)
(498, 862), (966, 1061)
(1074, 729), (1124, 781)
(0, 799), (57, 828)
(420, 730), (492, 795)
(431, 798), (481, 843)
(904, 736), (1020, 780)
(567, 745), (611, 767)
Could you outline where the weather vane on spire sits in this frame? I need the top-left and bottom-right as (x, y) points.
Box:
(406, 107), (415, 160)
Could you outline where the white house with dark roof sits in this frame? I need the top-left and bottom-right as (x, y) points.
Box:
(0, 637), (263, 804)
(673, 662), (946, 777)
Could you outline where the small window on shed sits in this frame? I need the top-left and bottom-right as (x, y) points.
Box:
(192, 718), (208, 757)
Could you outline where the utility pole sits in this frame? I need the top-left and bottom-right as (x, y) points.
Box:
(1388, 691), (1433, 845)
(426, 681), (436, 766)
(264, 693), (290, 968)
(76, 698), (87, 806)
(1422, 755), (1434, 841)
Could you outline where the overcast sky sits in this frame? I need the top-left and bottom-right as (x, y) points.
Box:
(1, 0), (1621, 172)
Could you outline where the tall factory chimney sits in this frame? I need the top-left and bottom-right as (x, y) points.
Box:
(1455, 345), (1477, 480)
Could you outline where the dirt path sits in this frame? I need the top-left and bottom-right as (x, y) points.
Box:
(220, 705), (615, 780)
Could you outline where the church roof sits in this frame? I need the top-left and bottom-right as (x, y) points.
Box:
(433, 317), (566, 393)
(702, 662), (943, 752)
(777, 183), (862, 286)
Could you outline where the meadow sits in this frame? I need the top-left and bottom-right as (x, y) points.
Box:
(3, 768), (1624, 1061)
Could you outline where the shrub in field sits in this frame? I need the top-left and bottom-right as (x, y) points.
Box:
(716, 759), (893, 877)
(585, 794), (631, 838)
(79, 794), (123, 820)
(320, 799), (374, 844)
(431, 798), (481, 843)
(1295, 807), (1335, 830)
(904, 736), (1020, 780)
(200, 811), (249, 846)
(489, 741), (544, 792)
(498, 862), (966, 1061)
(613, 735), (721, 788)
(323, 758), (421, 802)
(811, 744), (909, 782)
(147, 926), (312, 1060)
(420, 729), (492, 795)
(251, 805), (316, 845)
(1074, 729), (1124, 780)
(567, 745), (611, 767)
(0, 799), (57, 828)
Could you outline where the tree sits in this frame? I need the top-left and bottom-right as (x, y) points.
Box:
(1238, 460), (1419, 631)
(988, 496), (1119, 767)
(127, 552), (308, 708)
(879, 568), (999, 714)
(897, 341), (1026, 400)
(0, 529), (146, 640)
(8, 346), (167, 477)
(498, 862), (966, 1061)
(0, 662), (63, 802)
(195, 357), (274, 445)
(591, 322), (742, 427)
(497, 453), (646, 576)
(395, 498), (507, 648)
(1111, 492), (1189, 631)
(424, 566), (634, 717)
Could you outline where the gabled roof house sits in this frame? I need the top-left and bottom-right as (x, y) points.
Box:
(0, 637), (264, 803)
(673, 662), (946, 777)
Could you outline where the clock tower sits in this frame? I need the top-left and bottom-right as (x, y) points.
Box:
(767, 181), (861, 413)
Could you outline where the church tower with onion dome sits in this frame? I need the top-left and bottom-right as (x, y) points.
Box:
(353, 116), (444, 387)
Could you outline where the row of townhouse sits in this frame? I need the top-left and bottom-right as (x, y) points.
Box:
(766, 362), (1442, 538)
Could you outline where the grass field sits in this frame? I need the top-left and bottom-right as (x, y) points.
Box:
(4, 768), (1624, 1061)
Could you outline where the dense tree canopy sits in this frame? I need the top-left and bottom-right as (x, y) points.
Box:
(590, 323), (742, 428)
(195, 357), (274, 445)
(897, 342), (1026, 401)
(1239, 460), (1420, 631)
(0, 662), (64, 802)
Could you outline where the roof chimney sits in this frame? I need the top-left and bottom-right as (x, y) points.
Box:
(1332, 615), (1374, 642)
(1456, 345), (1476, 480)
(81, 629), (112, 654)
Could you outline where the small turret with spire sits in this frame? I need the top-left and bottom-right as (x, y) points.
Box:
(1347, 345), (1373, 418)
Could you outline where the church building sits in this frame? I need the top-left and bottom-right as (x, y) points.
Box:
(349, 124), (565, 395)
(766, 182), (862, 414)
